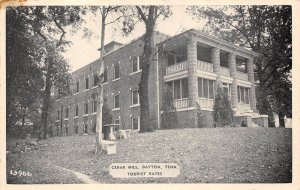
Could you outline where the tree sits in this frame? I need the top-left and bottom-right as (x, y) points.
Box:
(6, 6), (86, 139)
(213, 87), (234, 127)
(6, 7), (45, 129)
(126, 6), (171, 132)
(195, 103), (206, 128)
(161, 86), (179, 129)
(33, 7), (86, 139)
(187, 5), (292, 127)
(91, 6), (125, 155)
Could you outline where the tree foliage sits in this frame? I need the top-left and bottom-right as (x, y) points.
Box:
(213, 87), (234, 127)
(195, 103), (206, 128)
(187, 5), (292, 127)
(161, 87), (179, 129)
(6, 6), (86, 139)
(6, 7), (45, 128)
(121, 6), (171, 132)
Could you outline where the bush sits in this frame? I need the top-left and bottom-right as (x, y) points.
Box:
(213, 87), (234, 127)
(161, 87), (179, 129)
(195, 102), (206, 128)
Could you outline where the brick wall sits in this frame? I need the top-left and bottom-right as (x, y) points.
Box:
(51, 32), (169, 136)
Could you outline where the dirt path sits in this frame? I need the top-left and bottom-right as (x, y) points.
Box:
(53, 165), (99, 184)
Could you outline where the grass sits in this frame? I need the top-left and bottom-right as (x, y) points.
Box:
(6, 127), (292, 184)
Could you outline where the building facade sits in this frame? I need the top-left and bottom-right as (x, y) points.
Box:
(50, 29), (268, 137)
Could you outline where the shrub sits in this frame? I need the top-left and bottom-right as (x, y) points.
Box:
(161, 86), (179, 129)
(213, 86), (234, 127)
(195, 102), (206, 128)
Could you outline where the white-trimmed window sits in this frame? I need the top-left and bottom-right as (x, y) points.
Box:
(131, 116), (140, 130)
(113, 63), (120, 79)
(92, 101), (97, 113)
(65, 107), (69, 119)
(166, 78), (189, 100)
(57, 109), (60, 121)
(65, 124), (69, 135)
(74, 105), (79, 117)
(85, 77), (89, 90)
(103, 68), (108, 83)
(113, 94), (120, 109)
(238, 86), (250, 104)
(84, 102), (88, 115)
(198, 77), (215, 99)
(76, 81), (80, 93)
(93, 75), (98, 87)
(74, 125), (78, 134)
(83, 123), (88, 134)
(131, 56), (141, 73)
(222, 83), (231, 96)
(131, 89), (139, 106)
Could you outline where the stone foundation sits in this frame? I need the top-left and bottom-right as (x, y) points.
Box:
(253, 115), (268, 127)
(174, 108), (215, 128)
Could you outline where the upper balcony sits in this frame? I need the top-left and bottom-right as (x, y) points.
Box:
(164, 42), (250, 82)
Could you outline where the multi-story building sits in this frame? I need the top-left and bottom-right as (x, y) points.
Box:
(50, 29), (268, 137)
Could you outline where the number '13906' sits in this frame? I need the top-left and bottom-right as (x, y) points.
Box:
(10, 170), (32, 177)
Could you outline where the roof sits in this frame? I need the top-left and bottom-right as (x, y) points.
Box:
(158, 29), (260, 57)
(97, 41), (124, 51)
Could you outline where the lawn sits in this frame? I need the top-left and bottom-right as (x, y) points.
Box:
(6, 127), (292, 184)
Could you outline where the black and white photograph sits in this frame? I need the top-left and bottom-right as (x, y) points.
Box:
(1, 0), (298, 188)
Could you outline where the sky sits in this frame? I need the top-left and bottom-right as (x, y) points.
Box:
(62, 6), (206, 72)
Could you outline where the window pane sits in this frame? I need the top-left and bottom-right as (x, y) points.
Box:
(241, 87), (245, 103)
(203, 79), (208, 98)
(238, 86), (241, 102)
(65, 108), (68, 118)
(94, 101), (97, 112)
(85, 78), (89, 89)
(114, 64), (119, 79)
(132, 57), (138, 72)
(94, 75), (97, 86)
(182, 78), (189, 98)
(103, 69), (108, 82)
(198, 78), (203, 97)
(132, 90), (139, 105)
(245, 88), (250, 104)
(209, 80), (214, 99)
(174, 80), (181, 100)
(115, 95), (119, 108)
(76, 81), (79, 93)
(132, 117), (138, 130)
(85, 103), (88, 114)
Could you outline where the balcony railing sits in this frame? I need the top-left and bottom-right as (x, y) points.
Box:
(173, 98), (189, 109)
(220, 66), (231, 77)
(236, 71), (249, 81)
(197, 60), (213, 72)
(196, 97), (214, 109)
(166, 61), (187, 75)
(237, 103), (251, 113)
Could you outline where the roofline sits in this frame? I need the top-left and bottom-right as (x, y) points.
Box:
(158, 29), (260, 57)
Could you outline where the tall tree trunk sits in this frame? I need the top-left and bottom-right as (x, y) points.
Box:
(40, 58), (53, 139)
(139, 17), (156, 132)
(95, 10), (106, 155)
(278, 110), (285, 128)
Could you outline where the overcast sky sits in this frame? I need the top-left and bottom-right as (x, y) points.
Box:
(62, 6), (206, 72)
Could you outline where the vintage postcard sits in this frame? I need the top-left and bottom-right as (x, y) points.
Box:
(0, 0), (299, 189)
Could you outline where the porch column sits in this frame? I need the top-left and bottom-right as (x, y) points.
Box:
(228, 52), (238, 111)
(211, 47), (221, 88)
(187, 36), (198, 107)
(246, 58), (257, 112)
